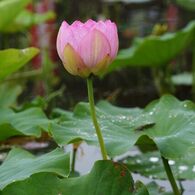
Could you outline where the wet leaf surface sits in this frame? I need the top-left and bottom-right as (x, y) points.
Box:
(51, 95), (195, 160)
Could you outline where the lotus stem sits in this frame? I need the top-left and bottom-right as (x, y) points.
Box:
(192, 45), (195, 101)
(87, 77), (108, 160)
(71, 145), (78, 173)
(161, 156), (181, 195)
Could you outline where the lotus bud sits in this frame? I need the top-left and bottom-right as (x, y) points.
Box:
(56, 19), (118, 77)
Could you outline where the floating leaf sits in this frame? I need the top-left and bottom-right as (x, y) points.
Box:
(51, 101), (149, 157)
(0, 48), (39, 80)
(1, 160), (149, 195)
(0, 148), (70, 190)
(134, 181), (149, 195)
(51, 95), (195, 160)
(108, 21), (195, 72)
(0, 107), (50, 141)
(143, 95), (195, 159)
(146, 182), (173, 195)
(123, 150), (195, 180)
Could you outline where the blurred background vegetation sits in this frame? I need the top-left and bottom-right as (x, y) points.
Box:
(1, 0), (195, 112)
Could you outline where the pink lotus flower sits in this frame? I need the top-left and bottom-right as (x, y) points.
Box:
(56, 19), (118, 77)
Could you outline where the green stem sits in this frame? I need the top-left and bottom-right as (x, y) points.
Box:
(179, 180), (184, 195)
(152, 65), (174, 96)
(161, 156), (181, 195)
(87, 77), (108, 160)
(192, 45), (195, 101)
(152, 68), (163, 96)
(71, 146), (77, 173)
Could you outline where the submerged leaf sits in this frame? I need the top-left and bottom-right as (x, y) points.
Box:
(146, 182), (173, 195)
(123, 150), (195, 180)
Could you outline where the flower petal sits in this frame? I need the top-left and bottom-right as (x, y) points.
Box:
(56, 21), (69, 61)
(63, 44), (90, 77)
(91, 54), (112, 76)
(71, 20), (83, 27)
(78, 29), (111, 67)
(95, 20), (119, 58)
(56, 21), (78, 61)
(84, 19), (96, 29)
(69, 24), (89, 50)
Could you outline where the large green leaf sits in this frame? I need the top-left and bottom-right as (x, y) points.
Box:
(51, 95), (195, 160)
(108, 21), (195, 72)
(0, 0), (30, 30)
(143, 95), (195, 159)
(1, 160), (149, 195)
(0, 48), (39, 80)
(51, 102), (148, 156)
(0, 148), (70, 190)
(123, 150), (195, 180)
(0, 83), (22, 108)
(0, 107), (50, 141)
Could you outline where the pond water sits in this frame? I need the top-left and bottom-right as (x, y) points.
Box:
(66, 143), (195, 195)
